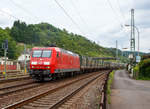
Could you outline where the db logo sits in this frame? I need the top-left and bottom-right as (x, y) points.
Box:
(39, 62), (42, 65)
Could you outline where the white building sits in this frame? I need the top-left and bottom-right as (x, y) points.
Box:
(18, 54), (31, 62)
(0, 57), (21, 70)
(0, 57), (13, 65)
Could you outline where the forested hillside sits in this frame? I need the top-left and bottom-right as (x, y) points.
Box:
(0, 20), (117, 59)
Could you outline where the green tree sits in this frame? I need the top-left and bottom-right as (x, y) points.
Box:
(0, 28), (20, 59)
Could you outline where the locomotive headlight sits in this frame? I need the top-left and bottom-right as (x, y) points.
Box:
(44, 62), (50, 65)
(31, 61), (37, 65)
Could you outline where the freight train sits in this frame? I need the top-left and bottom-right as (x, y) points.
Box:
(29, 47), (124, 81)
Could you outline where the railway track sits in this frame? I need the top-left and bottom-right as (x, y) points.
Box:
(3, 71), (108, 109)
(0, 76), (30, 84)
(0, 81), (42, 97)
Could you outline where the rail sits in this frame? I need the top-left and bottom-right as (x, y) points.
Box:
(50, 72), (106, 109)
(3, 72), (106, 109)
(0, 82), (41, 97)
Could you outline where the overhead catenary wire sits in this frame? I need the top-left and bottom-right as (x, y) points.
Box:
(104, 0), (132, 51)
(0, 9), (19, 20)
(116, 0), (126, 24)
(0, 1), (39, 22)
(9, 0), (40, 22)
(105, 0), (130, 40)
(69, 0), (90, 32)
(105, 0), (124, 27)
(53, 0), (86, 35)
(69, 0), (95, 39)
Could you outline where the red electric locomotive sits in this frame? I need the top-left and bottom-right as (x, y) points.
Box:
(29, 47), (80, 81)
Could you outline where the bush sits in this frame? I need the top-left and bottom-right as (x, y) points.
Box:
(134, 65), (139, 73)
(139, 59), (150, 79)
(133, 64), (139, 79)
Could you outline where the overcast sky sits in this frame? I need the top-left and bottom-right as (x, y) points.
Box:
(0, 0), (150, 52)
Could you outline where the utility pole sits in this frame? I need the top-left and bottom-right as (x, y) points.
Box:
(130, 9), (135, 59)
(4, 48), (7, 78)
(134, 27), (140, 56)
(3, 39), (8, 79)
(24, 44), (27, 74)
(116, 40), (118, 60)
(130, 9), (135, 77)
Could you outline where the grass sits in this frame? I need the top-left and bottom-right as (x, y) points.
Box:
(107, 71), (114, 104)
(137, 77), (150, 80)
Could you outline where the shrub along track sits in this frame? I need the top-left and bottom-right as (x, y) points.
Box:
(3, 71), (109, 109)
(4, 71), (108, 109)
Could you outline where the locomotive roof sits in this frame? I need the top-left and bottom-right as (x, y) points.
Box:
(32, 47), (79, 57)
(32, 47), (55, 50)
(60, 48), (79, 57)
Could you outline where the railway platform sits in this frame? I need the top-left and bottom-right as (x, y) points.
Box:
(109, 70), (150, 109)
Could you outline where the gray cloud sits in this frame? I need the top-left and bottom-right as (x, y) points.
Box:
(133, 0), (150, 10)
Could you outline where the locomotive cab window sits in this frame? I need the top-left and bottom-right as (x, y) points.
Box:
(32, 50), (42, 57)
(42, 50), (52, 58)
(32, 50), (52, 58)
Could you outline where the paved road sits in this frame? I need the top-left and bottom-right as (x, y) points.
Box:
(110, 70), (150, 109)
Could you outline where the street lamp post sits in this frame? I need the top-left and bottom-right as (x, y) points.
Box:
(135, 26), (140, 56)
